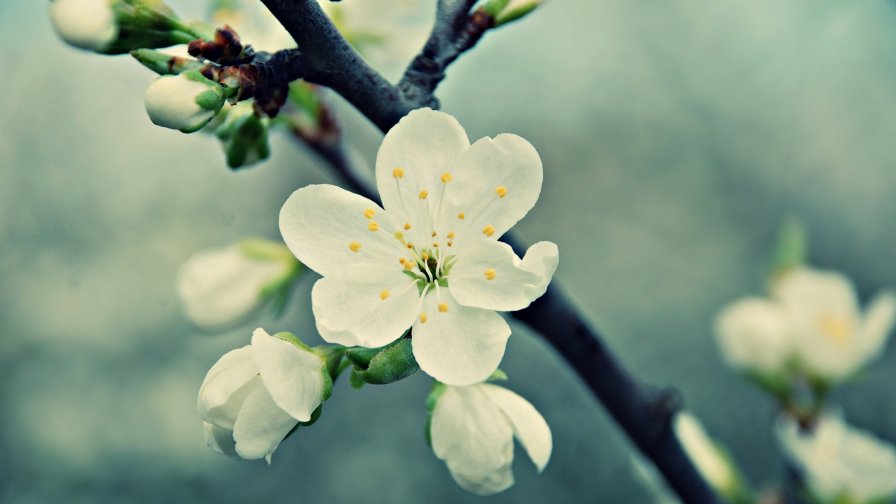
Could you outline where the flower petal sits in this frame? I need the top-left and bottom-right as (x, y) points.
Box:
(480, 384), (552, 472)
(251, 328), (324, 422)
(772, 267), (860, 326)
(202, 421), (238, 458)
(713, 297), (795, 374)
(177, 245), (287, 331)
(375, 108), (470, 244)
(450, 462), (515, 496)
(431, 386), (514, 476)
(232, 385), (299, 462)
(440, 134), (542, 247)
(279, 184), (406, 284)
(197, 345), (259, 428)
(412, 291), (510, 385)
(311, 276), (420, 347)
(858, 290), (896, 363)
(449, 240), (557, 311)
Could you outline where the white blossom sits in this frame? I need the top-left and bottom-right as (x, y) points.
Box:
(177, 240), (298, 331)
(772, 267), (895, 383)
(144, 71), (225, 133)
(49, 0), (118, 52)
(777, 411), (896, 504)
(430, 383), (551, 495)
(198, 328), (328, 463)
(279, 108), (558, 386)
(715, 267), (895, 384)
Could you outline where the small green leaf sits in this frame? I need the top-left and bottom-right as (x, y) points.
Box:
(487, 369), (508, 382)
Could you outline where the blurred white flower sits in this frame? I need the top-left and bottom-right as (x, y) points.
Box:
(715, 298), (795, 377)
(49, 0), (117, 52)
(210, 1), (295, 53)
(144, 70), (226, 133)
(673, 412), (740, 498)
(429, 382), (551, 495)
(198, 328), (329, 463)
(772, 267), (895, 383)
(279, 108), (558, 385)
(177, 239), (299, 332)
(777, 411), (896, 504)
(715, 267), (895, 385)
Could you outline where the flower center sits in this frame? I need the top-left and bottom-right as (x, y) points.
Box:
(816, 313), (853, 346)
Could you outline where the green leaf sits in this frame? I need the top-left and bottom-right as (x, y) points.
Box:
(768, 217), (807, 277)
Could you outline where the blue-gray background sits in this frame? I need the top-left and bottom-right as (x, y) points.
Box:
(2, 1), (896, 502)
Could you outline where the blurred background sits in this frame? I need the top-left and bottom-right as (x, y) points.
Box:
(2, 0), (896, 502)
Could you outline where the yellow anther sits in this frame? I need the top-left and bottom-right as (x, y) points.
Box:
(484, 268), (497, 281)
(348, 242), (362, 252)
(406, 243), (414, 249)
(402, 259), (414, 270)
(393, 167), (405, 178)
(421, 251), (429, 261)
(364, 208), (376, 219)
(432, 243), (439, 248)
(420, 312), (428, 324)
(368, 221), (379, 232)
(496, 186), (508, 198)
(458, 212), (465, 220)
(432, 231), (438, 237)
(419, 190), (429, 200)
(447, 241), (454, 247)
(404, 223), (411, 230)
(394, 231), (405, 240)
(447, 232), (456, 239)
(482, 225), (495, 237)
(438, 302), (449, 313)
(441, 172), (453, 183)
(379, 289), (390, 301)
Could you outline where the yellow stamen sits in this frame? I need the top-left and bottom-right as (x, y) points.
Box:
(394, 231), (404, 240)
(404, 223), (411, 230)
(432, 243), (438, 248)
(379, 289), (390, 300)
(447, 232), (456, 239)
(368, 221), (379, 232)
(402, 259), (414, 270)
(406, 243), (414, 249)
(419, 190), (429, 200)
(438, 302), (448, 313)
(420, 312), (428, 324)
(432, 231), (437, 237)
(484, 268), (496, 280)
(393, 167), (404, 178)
(348, 242), (362, 252)
(364, 208), (375, 219)
(482, 225), (495, 237)
(818, 314), (852, 345)
(421, 251), (429, 261)
(458, 212), (465, 220)
(447, 241), (454, 247)
(496, 186), (507, 198)
(441, 172), (453, 183)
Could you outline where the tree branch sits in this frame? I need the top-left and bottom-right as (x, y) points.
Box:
(260, 1), (722, 502)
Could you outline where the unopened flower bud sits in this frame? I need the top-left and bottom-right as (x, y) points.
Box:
(215, 101), (271, 169)
(49, 0), (198, 54)
(144, 70), (225, 133)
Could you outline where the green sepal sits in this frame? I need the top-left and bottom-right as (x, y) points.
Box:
(424, 382), (447, 447)
(494, 1), (542, 26)
(487, 369), (508, 382)
(288, 82), (322, 118)
(482, 0), (512, 16)
(346, 338), (419, 385)
(313, 345), (347, 384)
(768, 217), (807, 278)
(349, 368), (366, 390)
(272, 331), (311, 351)
(101, 0), (200, 54)
(215, 102), (271, 169)
(237, 239), (295, 263)
(282, 403), (324, 441)
(130, 48), (203, 75)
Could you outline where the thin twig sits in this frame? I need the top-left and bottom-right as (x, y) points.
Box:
(258, 1), (722, 502)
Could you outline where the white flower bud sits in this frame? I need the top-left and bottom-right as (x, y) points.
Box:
(674, 412), (740, 497)
(144, 71), (225, 133)
(714, 297), (795, 377)
(198, 329), (329, 463)
(49, 0), (118, 52)
(429, 383), (551, 495)
(177, 240), (299, 331)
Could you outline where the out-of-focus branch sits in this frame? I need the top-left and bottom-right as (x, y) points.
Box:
(260, 1), (722, 502)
